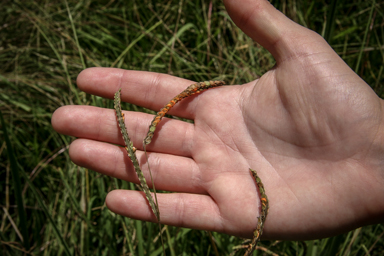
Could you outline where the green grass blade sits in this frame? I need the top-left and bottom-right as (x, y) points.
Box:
(150, 228), (191, 256)
(149, 23), (195, 65)
(57, 168), (96, 229)
(19, 165), (72, 255)
(136, 220), (145, 256)
(112, 20), (163, 68)
(0, 111), (30, 250)
(324, 0), (339, 43)
(13, 0), (80, 104)
(355, 0), (376, 73)
(65, 0), (86, 69)
(165, 226), (176, 256)
(121, 216), (135, 255)
(320, 233), (347, 256)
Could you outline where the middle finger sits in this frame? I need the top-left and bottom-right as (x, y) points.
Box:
(53, 104), (196, 156)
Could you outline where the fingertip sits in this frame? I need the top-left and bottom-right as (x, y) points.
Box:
(76, 67), (123, 97)
(224, 0), (326, 62)
(105, 190), (157, 221)
(51, 106), (70, 133)
(105, 190), (118, 208)
(224, 0), (283, 44)
(105, 190), (132, 216)
(52, 105), (88, 136)
(67, 139), (86, 166)
(76, 68), (91, 90)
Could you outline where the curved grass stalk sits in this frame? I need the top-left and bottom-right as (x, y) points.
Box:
(244, 168), (269, 255)
(143, 80), (225, 145)
(231, 168), (269, 255)
(114, 89), (160, 221)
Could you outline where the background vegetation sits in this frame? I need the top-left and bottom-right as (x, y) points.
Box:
(1, 0), (383, 255)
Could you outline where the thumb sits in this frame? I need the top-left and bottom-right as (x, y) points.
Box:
(223, 0), (328, 63)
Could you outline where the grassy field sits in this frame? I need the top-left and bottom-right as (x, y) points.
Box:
(1, 0), (383, 255)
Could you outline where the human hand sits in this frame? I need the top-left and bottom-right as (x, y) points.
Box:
(52, 0), (384, 240)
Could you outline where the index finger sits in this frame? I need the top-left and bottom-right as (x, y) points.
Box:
(77, 67), (210, 119)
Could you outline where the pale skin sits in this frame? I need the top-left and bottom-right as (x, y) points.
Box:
(52, 0), (384, 241)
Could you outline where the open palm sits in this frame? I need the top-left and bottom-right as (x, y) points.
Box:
(52, 0), (384, 240)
